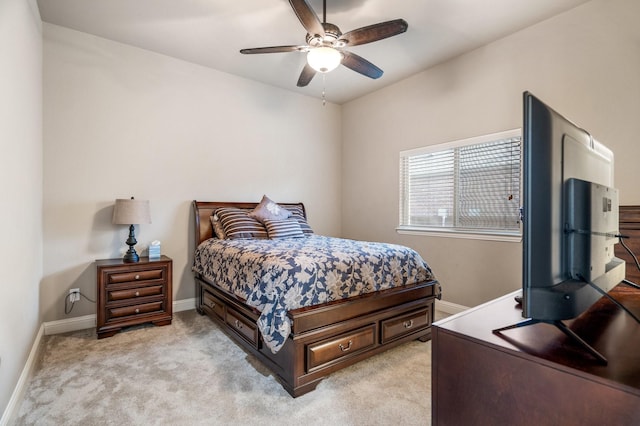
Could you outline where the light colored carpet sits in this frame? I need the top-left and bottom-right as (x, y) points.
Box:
(12, 310), (432, 425)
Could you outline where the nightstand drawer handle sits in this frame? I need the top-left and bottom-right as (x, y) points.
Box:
(403, 320), (414, 329)
(135, 291), (140, 297)
(135, 308), (140, 314)
(235, 320), (243, 329)
(208, 301), (215, 309)
(339, 340), (353, 352)
(135, 275), (140, 280)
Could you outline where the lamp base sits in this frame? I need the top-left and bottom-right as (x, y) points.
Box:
(123, 249), (139, 263)
(123, 224), (140, 263)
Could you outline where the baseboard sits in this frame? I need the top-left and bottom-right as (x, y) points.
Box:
(43, 314), (96, 336)
(435, 299), (469, 316)
(0, 324), (44, 426)
(173, 297), (196, 313)
(43, 298), (197, 336)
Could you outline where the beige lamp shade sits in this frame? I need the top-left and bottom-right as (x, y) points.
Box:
(112, 198), (151, 225)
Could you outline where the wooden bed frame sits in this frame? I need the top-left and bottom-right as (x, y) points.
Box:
(192, 200), (439, 397)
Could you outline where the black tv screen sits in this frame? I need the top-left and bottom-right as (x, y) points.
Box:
(522, 92), (625, 322)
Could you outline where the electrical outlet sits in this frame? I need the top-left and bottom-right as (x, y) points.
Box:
(69, 288), (80, 303)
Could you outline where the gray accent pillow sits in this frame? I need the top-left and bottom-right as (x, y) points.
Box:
(249, 195), (292, 222)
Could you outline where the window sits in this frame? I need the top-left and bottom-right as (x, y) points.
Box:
(399, 129), (522, 241)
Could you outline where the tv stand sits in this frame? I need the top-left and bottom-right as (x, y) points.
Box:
(432, 286), (640, 424)
(493, 318), (607, 364)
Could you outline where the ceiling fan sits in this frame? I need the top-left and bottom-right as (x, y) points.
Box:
(240, 0), (408, 87)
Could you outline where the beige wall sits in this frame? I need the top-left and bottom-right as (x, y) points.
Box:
(0, 0), (43, 417)
(41, 24), (342, 322)
(341, 0), (640, 308)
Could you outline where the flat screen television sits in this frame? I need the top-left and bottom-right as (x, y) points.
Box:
(494, 92), (626, 363)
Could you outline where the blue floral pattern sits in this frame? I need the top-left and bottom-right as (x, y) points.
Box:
(193, 235), (437, 353)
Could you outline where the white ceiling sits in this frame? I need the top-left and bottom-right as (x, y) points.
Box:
(37, 0), (590, 104)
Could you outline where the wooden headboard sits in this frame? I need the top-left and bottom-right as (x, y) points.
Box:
(192, 200), (307, 251)
(617, 205), (640, 285)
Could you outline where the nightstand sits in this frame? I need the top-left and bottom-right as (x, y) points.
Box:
(96, 255), (173, 339)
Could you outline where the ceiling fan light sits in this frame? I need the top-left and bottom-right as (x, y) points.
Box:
(307, 47), (342, 73)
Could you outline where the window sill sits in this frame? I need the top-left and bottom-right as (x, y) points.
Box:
(396, 227), (522, 243)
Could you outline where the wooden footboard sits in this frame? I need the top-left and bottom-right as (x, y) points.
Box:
(195, 273), (437, 397)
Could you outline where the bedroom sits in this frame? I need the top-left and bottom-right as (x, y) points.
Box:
(2, 0), (640, 422)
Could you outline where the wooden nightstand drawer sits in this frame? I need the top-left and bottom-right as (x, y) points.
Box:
(381, 307), (430, 344)
(96, 256), (172, 339)
(306, 324), (376, 372)
(107, 268), (164, 284)
(107, 284), (164, 302)
(106, 301), (165, 321)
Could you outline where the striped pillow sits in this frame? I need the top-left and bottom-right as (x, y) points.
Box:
(264, 218), (305, 239)
(215, 207), (268, 239)
(284, 205), (314, 234)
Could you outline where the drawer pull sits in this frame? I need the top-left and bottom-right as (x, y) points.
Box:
(339, 340), (353, 352)
(208, 301), (216, 309)
(403, 320), (414, 329)
(135, 274), (140, 280)
(135, 291), (140, 297)
(135, 308), (140, 314)
(235, 320), (243, 329)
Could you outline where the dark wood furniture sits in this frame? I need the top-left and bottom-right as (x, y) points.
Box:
(96, 255), (173, 339)
(432, 285), (640, 425)
(616, 205), (640, 285)
(192, 200), (438, 397)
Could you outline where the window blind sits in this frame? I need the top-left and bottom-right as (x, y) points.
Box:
(399, 130), (522, 237)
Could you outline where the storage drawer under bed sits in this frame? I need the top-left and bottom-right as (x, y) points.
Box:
(226, 307), (259, 347)
(380, 306), (431, 344)
(202, 290), (225, 321)
(306, 324), (377, 372)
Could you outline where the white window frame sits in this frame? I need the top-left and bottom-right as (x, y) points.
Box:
(398, 129), (522, 242)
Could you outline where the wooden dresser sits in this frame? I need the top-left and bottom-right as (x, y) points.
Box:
(432, 206), (640, 424)
(96, 255), (173, 338)
(616, 205), (640, 284)
(432, 286), (640, 425)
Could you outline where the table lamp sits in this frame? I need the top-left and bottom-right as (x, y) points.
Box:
(112, 197), (151, 263)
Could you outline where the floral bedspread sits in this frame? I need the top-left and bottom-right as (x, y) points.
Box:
(192, 235), (437, 354)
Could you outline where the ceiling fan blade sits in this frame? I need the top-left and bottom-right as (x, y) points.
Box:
(289, 0), (325, 37)
(339, 19), (408, 47)
(240, 45), (306, 54)
(297, 63), (317, 87)
(341, 51), (383, 79)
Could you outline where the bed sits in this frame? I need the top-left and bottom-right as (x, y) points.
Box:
(192, 200), (440, 397)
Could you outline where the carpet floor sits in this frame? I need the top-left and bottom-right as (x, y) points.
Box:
(12, 310), (432, 425)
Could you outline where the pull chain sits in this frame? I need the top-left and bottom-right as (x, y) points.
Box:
(322, 73), (326, 107)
